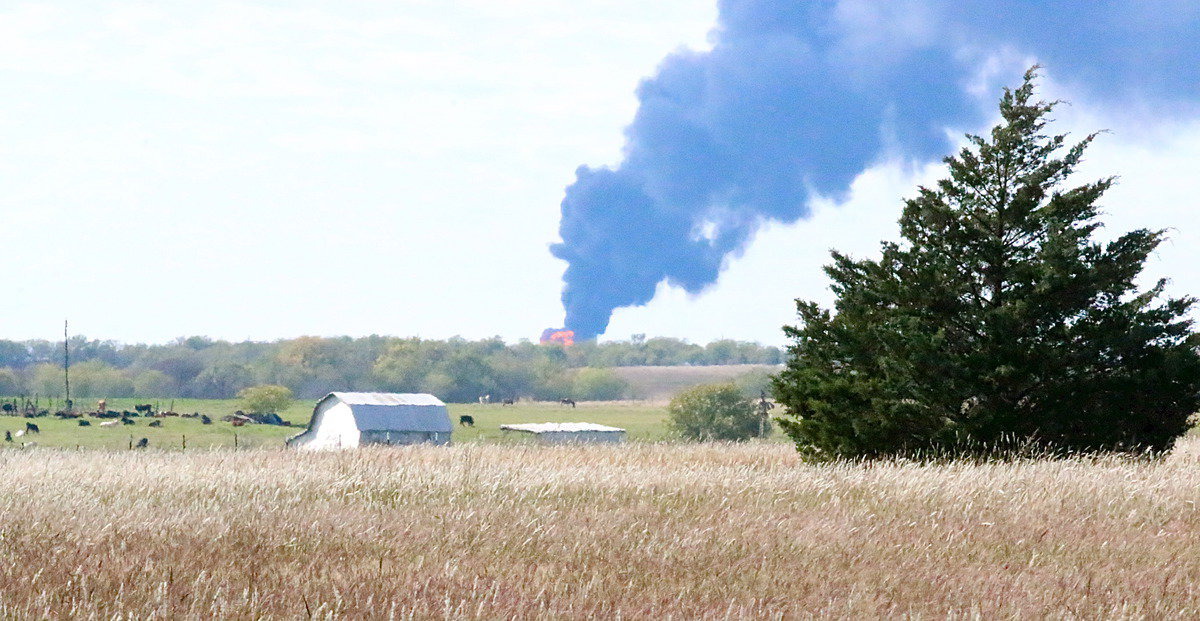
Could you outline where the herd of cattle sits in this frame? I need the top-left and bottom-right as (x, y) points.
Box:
(1, 398), (291, 448)
(1, 399), (215, 425)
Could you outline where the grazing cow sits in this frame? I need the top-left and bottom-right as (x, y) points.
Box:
(478, 394), (492, 405)
(135, 438), (149, 449)
(4, 431), (10, 442)
(502, 398), (515, 406)
(1, 403), (13, 414)
(459, 415), (475, 427)
(134, 404), (153, 415)
(78, 420), (91, 427)
(200, 415), (212, 425)
(560, 399), (576, 408)
(25, 422), (39, 434)
(230, 419), (246, 427)
(121, 417), (135, 425)
(100, 421), (119, 427)
(148, 420), (162, 428)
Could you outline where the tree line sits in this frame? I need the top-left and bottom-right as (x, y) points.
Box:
(0, 335), (781, 402)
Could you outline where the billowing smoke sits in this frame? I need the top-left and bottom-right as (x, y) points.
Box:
(551, 0), (1200, 340)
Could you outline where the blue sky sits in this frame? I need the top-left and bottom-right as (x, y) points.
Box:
(2, 1), (1198, 345)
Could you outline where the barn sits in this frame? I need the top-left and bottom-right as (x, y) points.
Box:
(499, 422), (626, 444)
(287, 392), (452, 450)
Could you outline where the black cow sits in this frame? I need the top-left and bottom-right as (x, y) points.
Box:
(1, 403), (13, 414)
(502, 398), (515, 406)
(200, 415), (212, 425)
(78, 420), (91, 427)
(25, 422), (39, 434)
(135, 438), (149, 449)
(134, 404), (153, 414)
(121, 417), (136, 425)
(4, 431), (10, 442)
(148, 420), (162, 428)
(459, 415), (475, 427)
(560, 399), (576, 408)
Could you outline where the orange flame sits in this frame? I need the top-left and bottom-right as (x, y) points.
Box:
(540, 328), (575, 347)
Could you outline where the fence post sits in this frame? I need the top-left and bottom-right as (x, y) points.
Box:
(182, 434), (186, 450)
(234, 433), (238, 449)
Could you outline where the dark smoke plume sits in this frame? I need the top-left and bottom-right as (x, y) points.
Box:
(551, 0), (1200, 340)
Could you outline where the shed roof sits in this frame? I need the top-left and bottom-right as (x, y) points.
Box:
(499, 422), (625, 434)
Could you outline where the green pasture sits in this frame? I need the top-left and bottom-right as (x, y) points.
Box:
(0, 397), (695, 449)
(448, 401), (673, 443)
(0, 396), (790, 449)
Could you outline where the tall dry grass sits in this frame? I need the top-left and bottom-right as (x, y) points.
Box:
(1, 439), (1200, 618)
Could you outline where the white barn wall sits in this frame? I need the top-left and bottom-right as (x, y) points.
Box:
(303, 401), (360, 450)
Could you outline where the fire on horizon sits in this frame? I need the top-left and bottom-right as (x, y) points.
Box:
(540, 328), (575, 347)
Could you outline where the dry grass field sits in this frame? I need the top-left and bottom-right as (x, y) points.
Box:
(613, 364), (780, 400)
(3, 440), (1200, 618)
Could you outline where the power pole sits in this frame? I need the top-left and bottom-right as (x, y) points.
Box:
(63, 320), (71, 413)
(757, 390), (773, 438)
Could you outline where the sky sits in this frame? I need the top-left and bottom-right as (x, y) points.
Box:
(2, 1), (1198, 346)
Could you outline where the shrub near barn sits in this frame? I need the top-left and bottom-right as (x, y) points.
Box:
(668, 383), (768, 441)
(237, 385), (294, 414)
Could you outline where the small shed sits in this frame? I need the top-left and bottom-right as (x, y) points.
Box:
(287, 392), (452, 450)
(499, 422), (626, 444)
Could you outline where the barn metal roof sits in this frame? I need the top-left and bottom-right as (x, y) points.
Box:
(328, 392), (446, 407)
(499, 422), (626, 434)
(309, 392), (453, 433)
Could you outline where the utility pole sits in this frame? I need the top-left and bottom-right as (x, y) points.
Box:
(757, 390), (773, 438)
(63, 319), (71, 413)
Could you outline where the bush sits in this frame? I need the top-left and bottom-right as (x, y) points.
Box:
(67, 361), (134, 398)
(572, 368), (630, 401)
(0, 367), (22, 395)
(237, 385), (294, 414)
(32, 363), (64, 397)
(668, 383), (768, 441)
(133, 370), (176, 398)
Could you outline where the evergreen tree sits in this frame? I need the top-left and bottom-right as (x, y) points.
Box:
(773, 68), (1200, 459)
